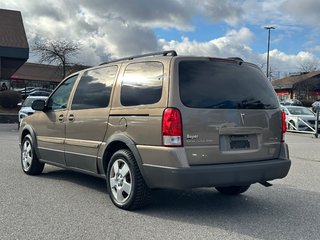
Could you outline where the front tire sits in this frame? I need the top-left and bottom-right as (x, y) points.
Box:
(215, 185), (250, 195)
(106, 149), (150, 210)
(21, 134), (44, 175)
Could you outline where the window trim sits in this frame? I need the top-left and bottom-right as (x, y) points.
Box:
(178, 60), (279, 110)
(70, 65), (118, 110)
(46, 74), (79, 112)
(120, 61), (164, 107)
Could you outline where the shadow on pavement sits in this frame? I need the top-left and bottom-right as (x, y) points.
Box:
(139, 186), (319, 240)
(39, 167), (107, 194)
(35, 166), (319, 240)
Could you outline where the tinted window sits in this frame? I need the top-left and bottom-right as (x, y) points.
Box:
(47, 75), (78, 111)
(179, 60), (279, 109)
(121, 62), (163, 106)
(71, 66), (117, 110)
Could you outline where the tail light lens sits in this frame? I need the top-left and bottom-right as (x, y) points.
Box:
(281, 111), (286, 142)
(162, 108), (183, 146)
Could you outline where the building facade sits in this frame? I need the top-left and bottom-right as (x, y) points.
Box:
(272, 71), (320, 102)
(10, 63), (63, 90)
(9, 63), (89, 90)
(0, 9), (29, 89)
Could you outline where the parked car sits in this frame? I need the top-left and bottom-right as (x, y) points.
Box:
(280, 99), (303, 106)
(14, 87), (36, 94)
(15, 87), (52, 99)
(312, 101), (320, 113)
(18, 96), (48, 123)
(281, 106), (320, 131)
(29, 90), (52, 96)
(19, 51), (291, 210)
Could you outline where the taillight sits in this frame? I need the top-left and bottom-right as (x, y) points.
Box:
(281, 111), (286, 142)
(162, 108), (183, 146)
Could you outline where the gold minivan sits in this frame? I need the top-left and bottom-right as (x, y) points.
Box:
(19, 51), (291, 210)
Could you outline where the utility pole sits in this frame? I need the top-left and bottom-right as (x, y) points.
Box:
(264, 26), (275, 80)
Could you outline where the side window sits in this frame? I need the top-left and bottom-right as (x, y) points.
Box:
(121, 62), (163, 106)
(47, 75), (78, 111)
(71, 66), (117, 110)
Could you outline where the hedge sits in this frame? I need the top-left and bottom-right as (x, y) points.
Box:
(0, 90), (22, 108)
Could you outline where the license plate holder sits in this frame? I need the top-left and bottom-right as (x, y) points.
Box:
(229, 135), (251, 150)
(230, 139), (250, 149)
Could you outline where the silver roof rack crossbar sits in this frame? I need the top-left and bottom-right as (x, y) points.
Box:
(100, 50), (177, 65)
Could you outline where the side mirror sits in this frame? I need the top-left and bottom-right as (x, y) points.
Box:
(17, 102), (22, 107)
(32, 99), (46, 111)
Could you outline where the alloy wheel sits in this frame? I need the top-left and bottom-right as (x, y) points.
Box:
(109, 159), (132, 204)
(22, 139), (33, 172)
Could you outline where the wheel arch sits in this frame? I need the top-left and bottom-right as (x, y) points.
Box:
(20, 125), (40, 158)
(99, 133), (150, 187)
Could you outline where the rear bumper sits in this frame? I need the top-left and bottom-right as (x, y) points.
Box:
(142, 158), (291, 189)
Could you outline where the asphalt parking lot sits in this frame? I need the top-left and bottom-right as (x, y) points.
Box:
(0, 124), (319, 240)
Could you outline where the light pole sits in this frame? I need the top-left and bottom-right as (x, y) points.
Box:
(264, 26), (275, 80)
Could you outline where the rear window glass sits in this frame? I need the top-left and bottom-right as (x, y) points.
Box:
(179, 60), (279, 109)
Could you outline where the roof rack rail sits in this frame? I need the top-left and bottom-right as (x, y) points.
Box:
(228, 57), (244, 61)
(100, 50), (177, 65)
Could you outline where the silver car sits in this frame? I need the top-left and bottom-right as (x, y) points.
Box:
(18, 96), (48, 123)
(281, 106), (320, 131)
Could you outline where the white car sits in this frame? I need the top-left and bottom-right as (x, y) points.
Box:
(18, 96), (48, 123)
(312, 101), (320, 113)
(281, 106), (320, 132)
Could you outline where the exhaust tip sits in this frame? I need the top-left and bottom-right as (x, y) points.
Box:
(260, 181), (273, 187)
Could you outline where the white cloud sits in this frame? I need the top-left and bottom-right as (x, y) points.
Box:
(199, 0), (243, 25)
(310, 46), (320, 52)
(1, 0), (163, 65)
(259, 50), (320, 76)
(159, 28), (320, 77)
(1, 0), (319, 76)
(160, 28), (256, 59)
(241, 0), (288, 26)
(282, 0), (320, 27)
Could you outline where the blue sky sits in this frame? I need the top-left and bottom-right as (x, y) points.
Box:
(1, 0), (320, 78)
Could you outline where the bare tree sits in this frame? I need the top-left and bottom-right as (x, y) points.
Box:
(298, 59), (319, 73)
(32, 39), (81, 78)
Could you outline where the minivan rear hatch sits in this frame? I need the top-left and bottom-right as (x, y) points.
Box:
(178, 58), (281, 165)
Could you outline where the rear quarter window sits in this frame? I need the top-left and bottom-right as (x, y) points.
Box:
(120, 61), (163, 106)
(179, 60), (279, 109)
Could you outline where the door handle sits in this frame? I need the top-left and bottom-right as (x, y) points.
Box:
(58, 114), (64, 122)
(68, 114), (75, 122)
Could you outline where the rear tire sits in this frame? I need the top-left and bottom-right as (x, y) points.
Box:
(21, 134), (44, 175)
(215, 185), (250, 195)
(106, 149), (150, 210)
